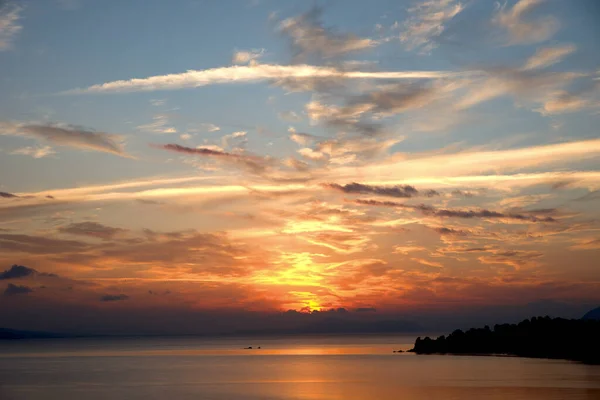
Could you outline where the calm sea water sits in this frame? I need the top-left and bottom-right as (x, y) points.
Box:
(0, 335), (599, 400)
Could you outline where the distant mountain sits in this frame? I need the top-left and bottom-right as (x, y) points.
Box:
(233, 318), (422, 336)
(582, 307), (600, 320)
(0, 327), (65, 340)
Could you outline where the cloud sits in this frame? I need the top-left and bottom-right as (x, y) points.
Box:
(0, 265), (58, 280)
(153, 143), (269, 174)
(393, 245), (427, 255)
(4, 283), (33, 296)
(355, 307), (377, 312)
(0, 191), (18, 198)
(493, 0), (559, 45)
(0, 3), (22, 51)
(432, 208), (555, 222)
(289, 129), (317, 146)
(149, 99), (166, 107)
(522, 44), (577, 71)
(308, 136), (403, 165)
(66, 64), (459, 94)
(432, 227), (470, 236)
(58, 221), (127, 240)
(455, 68), (583, 111)
(399, 0), (465, 53)
(354, 199), (556, 223)
(537, 87), (600, 115)
(232, 48), (265, 64)
(306, 100), (383, 136)
(325, 182), (439, 198)
(337, 139), (600, 182)
(304, 80), (462, 137)
(136, 114), (177, 134)
(478, 249), (543, 270)
(351, 81), (458, 116)
(411, 257), (444, 269)
(0, 122), (129, 157)
(0, 233), (89, 254)
(301, 231), (373, 254)
(0, 265), (36, 280)
(221, 131), (247, 150)
(278, 111), (302, 122)
(570, 238), (600, 251)
(11, 145), (56, 158)
(279, 6), (377, 60)
(100, 294), (129, 302)
(298, 147), (326, 161)
(200, 123), (221, 132)
(89, 230), (260, 278)
(451, 189), (477, 198)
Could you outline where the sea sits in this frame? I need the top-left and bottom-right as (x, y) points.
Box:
(0, 335), (599, 400)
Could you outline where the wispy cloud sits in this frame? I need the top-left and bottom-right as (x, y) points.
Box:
(399, 0), (465, 53)
(339, 138), (600, 182)
(493, 0), (559, 45)
(0, 233), (89, 254)
(136, 114), (177, 134)
(65, 64), (462, 94)
(100, 294), (129, 302)
(522, 44), (577, 71)
(279, 6), (376, 60)
(394, 245), (427, 255)
(411, 257), (444, 269)
(537, 84), (600, 116)
(0, 3), (22, 51)
(232, 48), (265, 65)
(59, 221), (128, 240)
(354, 199), (556, 223)
(0, 264), (57, 280)
(11, 145), (56, 158)
(325, 182), (439, 198)
(4, 283), (33, 296)
(152, 143), (269, 174)
(0, 122), (129, 157)
(570, 238), (600, 251)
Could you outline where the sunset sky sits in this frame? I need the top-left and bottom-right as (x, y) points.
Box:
(1, 0), (599, 335)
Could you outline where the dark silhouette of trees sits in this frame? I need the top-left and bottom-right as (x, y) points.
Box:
(409, 316), (600, 364)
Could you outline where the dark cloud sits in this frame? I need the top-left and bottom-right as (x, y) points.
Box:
(0, 265), (36, 280)
(0, 122), (128, 157)
(355, 307), (377, 312)
(312, 105), (384, 136)
(4, 283), (33, 296)
(478, 249), (543, 269)
(354, 199), (556, 223)
(279, 6), (375, 62)
(43, 230), (263, 278)
(451, 189), (477, 198)
(0, 265), (58, 280)
(274, 76), (346, 93)
(433, 227), (470, 236)
(58, 221), (127, 240)
(153, 143), (269, 174)
(0, 191), (18, 198)
(325, 182), (439, 198)
(348, 82), (442, 116)
(100, 294), (129, 302)
(135, 198), (166, 206)
(0, 233), (89, 254)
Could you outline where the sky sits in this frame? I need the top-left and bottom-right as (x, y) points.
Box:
(0, 0), (599, 335)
